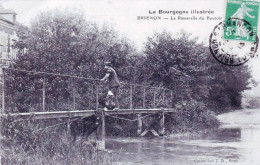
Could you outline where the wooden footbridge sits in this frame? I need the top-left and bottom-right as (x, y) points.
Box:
(0, 68), (177, 150)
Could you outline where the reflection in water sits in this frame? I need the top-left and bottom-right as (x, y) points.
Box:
(106, 109), (260, 165)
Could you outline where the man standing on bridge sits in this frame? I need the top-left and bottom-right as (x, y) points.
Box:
(101, 62), (120, 110)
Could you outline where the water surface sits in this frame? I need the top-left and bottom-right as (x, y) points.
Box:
(106, 109), (260, 165)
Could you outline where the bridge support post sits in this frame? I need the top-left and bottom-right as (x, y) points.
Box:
(137, 113), (142, 136)
(153, 89), (156, 108)
(66, 113), (71, 140)
(96, 108), (105, 150)
(42, 73), (46, 111)
(0, 67), (4, 165)
(130, 85), (133, 109)
(159, 108), (165, 136)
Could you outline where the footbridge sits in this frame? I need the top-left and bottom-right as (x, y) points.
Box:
(0, 68), (177, 150)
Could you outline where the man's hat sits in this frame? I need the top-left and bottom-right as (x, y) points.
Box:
(104, 62), (112, 66)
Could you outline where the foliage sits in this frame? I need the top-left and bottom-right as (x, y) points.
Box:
(7, 9), (135, 112)
(6, 9), (253, 113)
(1, 117), (117, 165)
(207, 58), (252, 112)
(143, 30), (253, 111)
(243, 97), (260, 108)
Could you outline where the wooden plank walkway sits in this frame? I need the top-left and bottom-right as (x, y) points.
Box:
(0, 108), (177, 120)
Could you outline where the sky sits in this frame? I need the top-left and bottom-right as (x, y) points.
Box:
(1, 0), (260, 96)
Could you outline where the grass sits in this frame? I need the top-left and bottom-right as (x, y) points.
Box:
(2, 138), (118, 165)
(1, 117), (119, 165)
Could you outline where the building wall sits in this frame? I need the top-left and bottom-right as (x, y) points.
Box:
(0, 31), (18, 60)
(0, 7), (18, 113)
(0, 13), (18, 68)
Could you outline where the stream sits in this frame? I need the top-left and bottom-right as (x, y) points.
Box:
(106, 109), (260, 165)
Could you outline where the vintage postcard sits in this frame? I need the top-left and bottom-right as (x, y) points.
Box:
(0, 0), (260, 165)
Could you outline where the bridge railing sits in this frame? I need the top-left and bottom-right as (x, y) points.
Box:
(1, 68), (174, 113)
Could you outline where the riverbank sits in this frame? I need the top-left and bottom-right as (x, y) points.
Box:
(2, 135), (117, 165)
(105, 108), (220, 137)
(1, 117), (118, 165)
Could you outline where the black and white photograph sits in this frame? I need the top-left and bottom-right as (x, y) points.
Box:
(0, 0), (260, 164)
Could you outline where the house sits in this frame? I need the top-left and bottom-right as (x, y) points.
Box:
(0, 6), (18, 68)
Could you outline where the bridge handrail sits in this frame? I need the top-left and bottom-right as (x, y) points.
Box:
(1, 67), (175, 114)
(4, 67), (173, 92)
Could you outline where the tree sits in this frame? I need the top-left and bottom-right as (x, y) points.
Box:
(6, 10), (254, 113)
(143, 30), (253, 112)
(7, 9), (135, 112)
(144, 31), (211, 104)
(207, 57), (253, 111)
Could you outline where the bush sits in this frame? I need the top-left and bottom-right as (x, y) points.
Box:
(1, 116), (118, 165)
(165, 99), (220, 134)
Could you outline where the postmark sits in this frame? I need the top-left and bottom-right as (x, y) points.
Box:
(209, 21), (258, 66)
(224, 0), (259, 42)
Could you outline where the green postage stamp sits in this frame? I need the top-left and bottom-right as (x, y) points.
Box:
(224, 0), (259, 42)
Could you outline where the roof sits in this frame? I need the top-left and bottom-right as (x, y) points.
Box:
(0, 8), (17, 15)
(0, 15), (14, 25)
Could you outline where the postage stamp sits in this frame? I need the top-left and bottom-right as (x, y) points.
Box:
(224, 0), (259, 42)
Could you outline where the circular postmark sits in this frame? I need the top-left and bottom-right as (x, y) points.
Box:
(209, 19), (258, 66)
